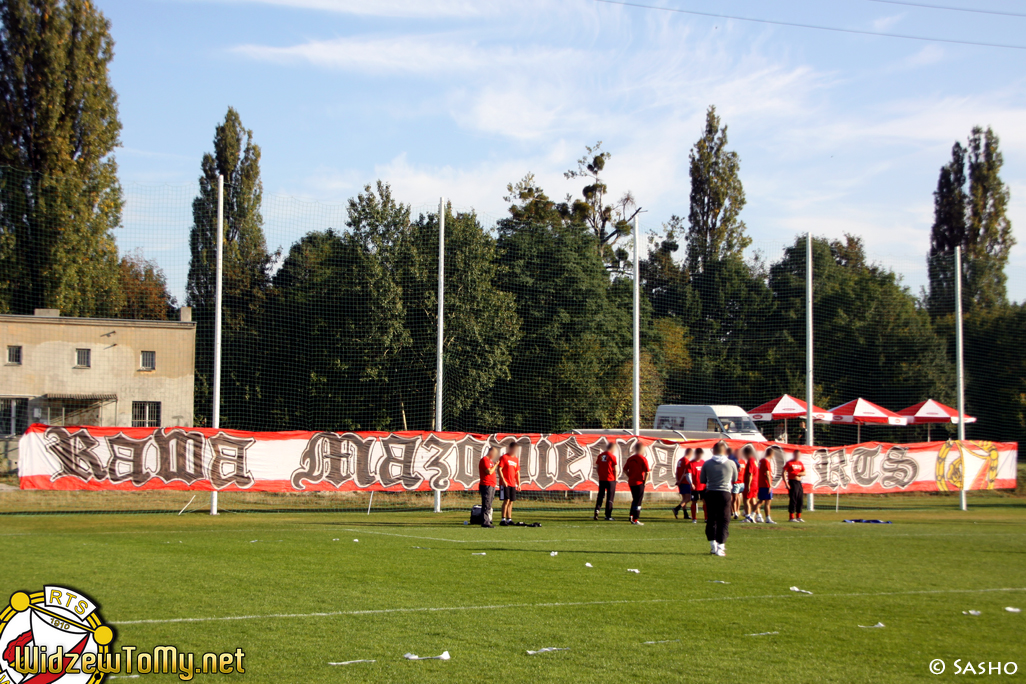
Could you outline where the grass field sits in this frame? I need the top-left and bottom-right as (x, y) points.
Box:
(2, 490), (1025, 683)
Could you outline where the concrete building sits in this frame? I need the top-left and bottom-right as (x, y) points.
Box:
(1, 308), (196, 440)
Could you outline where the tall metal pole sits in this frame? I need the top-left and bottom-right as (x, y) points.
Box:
(434, 198), (445, 513)
(210, 174), (224, 516)
(632, 215), (641, 434)
(806, 233), (815, 511)
(955, 246), (967, 511)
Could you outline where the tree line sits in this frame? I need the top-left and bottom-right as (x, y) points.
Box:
(0, 0), (1021, 446)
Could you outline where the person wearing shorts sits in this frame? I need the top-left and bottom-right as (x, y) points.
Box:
(757, 448), (776, 524)
(594, 444), (619, 521)
(732, 446), (748, 519)
(687, 448), (707, 523)
(744, 448), (759, 522)
(478, 446), (499, 528)
(497, 444), (521, 526)
(784, 449), (807, 522)
(623, 444), (650, 525)
(673, 448), (693, 520)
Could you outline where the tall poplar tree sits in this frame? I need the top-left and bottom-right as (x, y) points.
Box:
(0, 0), (124, 316)
(927, 126), (1014, 314)
(187, 107), (274, 428)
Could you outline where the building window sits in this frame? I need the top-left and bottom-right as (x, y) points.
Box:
(132, 401), (161, 428)
(140, 350), (156, 370)
(6, 346), (21, 365)
(75, 348), (91, 368)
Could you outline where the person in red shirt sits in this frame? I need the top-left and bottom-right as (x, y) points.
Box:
(784, 449), (807, 522)
(623, 444), (650, 525)
(744, 448), (759, 522)
(673, 448), (693, 520)
(732, 446), (749, 519)
(757, 447), (777, 524)
(497, 444), (522, 526)
(478, 446), (499, 528)
(686, 448), (707, 523)
(593, 443), (619, 521)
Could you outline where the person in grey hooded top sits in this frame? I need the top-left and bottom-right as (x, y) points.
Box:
(701, 441), (739, 557)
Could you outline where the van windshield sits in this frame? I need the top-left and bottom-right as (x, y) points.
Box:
(719, 417), (758, 433)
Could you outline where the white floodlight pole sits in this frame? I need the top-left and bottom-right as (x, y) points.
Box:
(806, 233), (815, 511)
(210, 174), (224, 516)
(955, 246), (967, 511)
(434, 198), (445, 513)
(632, 216), (641, 435)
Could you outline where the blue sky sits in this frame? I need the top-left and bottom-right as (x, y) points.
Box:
(102, 0), (1026, 302)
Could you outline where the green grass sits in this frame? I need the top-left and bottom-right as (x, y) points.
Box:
(2, 497), (1025, 683)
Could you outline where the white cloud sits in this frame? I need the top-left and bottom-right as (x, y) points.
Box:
(872, 13), (904, 32)
(206, 0), (496, 18)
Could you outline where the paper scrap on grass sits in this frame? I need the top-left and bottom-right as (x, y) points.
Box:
(790, 586), (813, 594)
(642, 639), (680, 645)
(1006, 607), (1021, 613)
(746, 631), (779, 637)
(628, 569), (640, 574)
(404, 651), (450, 661)
(472, 552), (486, 556)
(527, 647), (569, 655)
(353, 539), (359, 542)
(708, 580), (730, 584)
(858, 622), (885, 628)
(550, 551), (558, 556)
(329, 659), (376, 665)
(963, 610), (981, 616)
(333, 538), (339, 541)
(585, 563), (593, 568)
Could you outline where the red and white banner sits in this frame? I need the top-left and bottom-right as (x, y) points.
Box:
(18, 424), (1017, 493)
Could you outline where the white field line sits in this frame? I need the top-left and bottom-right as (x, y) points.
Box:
(114, 587), (1026, 626)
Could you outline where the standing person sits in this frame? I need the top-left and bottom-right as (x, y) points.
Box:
(673, 448), (693, 520)
(497, 444), (522, 526)
(593, 442), (619, 521)
(478, 446), (499, 528)
(784, 449), (807, 522)
(701, 441), (738, 556)
(757, 447), (777, 524)
(687, 448), (708, 523)
(744, 447), (759, 522)
(732, 446), (749, 520)
(623, 443), (650, 525)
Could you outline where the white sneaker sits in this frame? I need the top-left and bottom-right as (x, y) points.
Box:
(716, 545), (726, 557)
(710, 541), (718, 554)
(755, 515), (764, 523)
(766, 518), (777, 524)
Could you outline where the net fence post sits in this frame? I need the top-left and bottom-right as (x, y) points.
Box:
(434, 197), (445, 514)
(632, 215), (640, 435)
(955, 246), (967, 512)
(806, 232), (815, 512)
(210, 174), (224, 516)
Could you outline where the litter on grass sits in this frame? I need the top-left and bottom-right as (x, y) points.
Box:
(353, 539), (359, 542)
(858, 622), (885, 628)
(746, 631), (779, 637)
(550, 551), (558, 556)
(963, 610), (982, 616)
(1006, 607), (1021, 613)
(842, 519), (892, 524)
(328, 660), (376, 665)
(404, 651), (450, 661)
(642, 639), (680, 645)
(585, 563), (593, 568)
(627, 569), (640, 574)
(333, 538), (339, 541)
(472, 552), (487, 556)
(790, 586), (813, 595)
(527, 647), (569, 655)
(708, 580), (730, 584)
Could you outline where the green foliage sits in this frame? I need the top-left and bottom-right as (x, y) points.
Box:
(686, 105), (750, 277)
(963, 304), (1026, 446)
(562, 142), (639, 261)
(187, 107), (275, 428)
(0, 0), (123, 316)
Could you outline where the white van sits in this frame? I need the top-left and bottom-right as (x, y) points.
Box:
(653, 405), (767, 441)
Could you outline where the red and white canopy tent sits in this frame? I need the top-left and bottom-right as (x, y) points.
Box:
(897, 399), (976, 441)
(748, 394), (833, 441)
(824, 398), (907, 442)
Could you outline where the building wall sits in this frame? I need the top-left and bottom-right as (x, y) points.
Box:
(1, 311), (196, 429)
